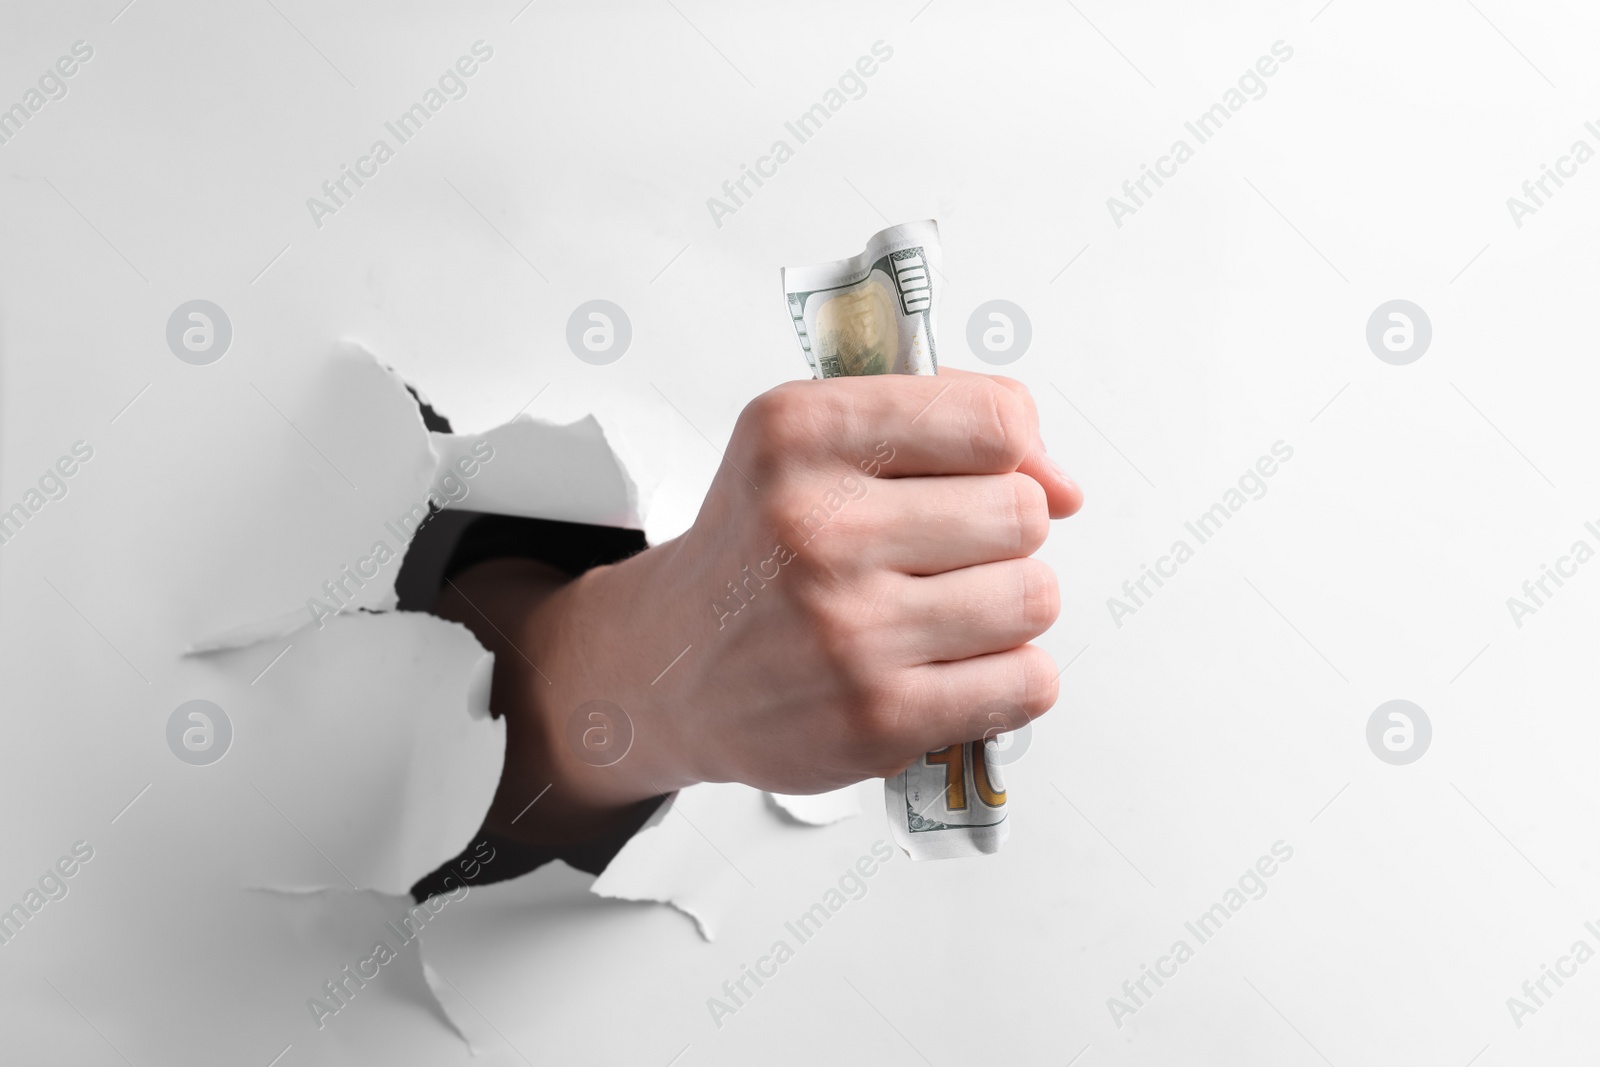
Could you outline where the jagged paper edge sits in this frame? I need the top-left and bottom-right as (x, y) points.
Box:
(187, 342), (644, 654)
(585, 792), (719, 940)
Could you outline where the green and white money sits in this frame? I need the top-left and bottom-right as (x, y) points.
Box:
(781, 219), (1010, 860)
(781, 219), (939, 379)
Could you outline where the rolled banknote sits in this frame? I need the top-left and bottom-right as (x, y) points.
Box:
(780, 219), (1010, 860)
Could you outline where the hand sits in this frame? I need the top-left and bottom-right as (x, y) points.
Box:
(437, 369), (1082, 845)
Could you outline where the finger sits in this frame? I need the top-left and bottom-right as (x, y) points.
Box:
(779, 371), (1036, 478)
(887, 557), (1059, 663)
(844, 472), (1049, 574)
(898, 643), (1061, 756)
(971, 371), (1084, 519)
(1018, 444), (1083, 519)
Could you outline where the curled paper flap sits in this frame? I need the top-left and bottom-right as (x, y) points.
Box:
(218, 611), (504, 896)
(188, 343), (646, 654)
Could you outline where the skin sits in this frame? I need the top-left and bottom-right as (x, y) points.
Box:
(433, 369), (1083, 847)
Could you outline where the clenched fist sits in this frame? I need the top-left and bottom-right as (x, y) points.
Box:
(435, 369), (1082, 845)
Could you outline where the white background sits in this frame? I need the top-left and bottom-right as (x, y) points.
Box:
(2, 0), (1597, 1063)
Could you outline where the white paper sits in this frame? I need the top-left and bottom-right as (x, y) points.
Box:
(428, 414), (642, 530)
(212, 611), (503, 896)
(191, 344), (650, 653)
(767, 783), (868, 826)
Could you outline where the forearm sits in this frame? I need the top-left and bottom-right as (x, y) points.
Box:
(433, 552), (697, 847)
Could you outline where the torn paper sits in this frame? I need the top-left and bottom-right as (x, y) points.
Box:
(590, 781), (855, 942)
(190, 342), (648, 653)
(414, 858), (704, 1058)
(183, 344), (438, 651)
(591, 787), (757, 941)
(197, 610), (503, 896)
(254, 888), (468, 1045)
(585, 783), (865, 945)
(429, 412), (642, 530)
(158, 340), (854, 1040)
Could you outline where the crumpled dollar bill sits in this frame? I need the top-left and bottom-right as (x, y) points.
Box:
(781, 219), (1010, 860)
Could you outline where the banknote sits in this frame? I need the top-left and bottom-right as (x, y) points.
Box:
(781, 219), (1009, 860)
(781, 219), (939, 379)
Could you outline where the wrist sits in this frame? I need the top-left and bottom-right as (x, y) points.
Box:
(518, 541), (705, 808)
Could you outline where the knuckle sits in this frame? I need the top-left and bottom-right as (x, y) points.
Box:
(803, 577), (886, 677)
(1003, 472), (1050, 555)
(969, 378), (1030, 470)
(764, 483), (810, 531)
(765, 485), (868, 565)
(787, 524), (849, 581)
(788, 553), (842, 623)
(989, 375), (1039, 421)
(1015, 557), (1060, 633)
(756, 488), (813, 549)
(737, 383), (820, 471)
(814, 598), (866, 663)
(850, 681), (915, 754)
(1015, 645), (1060, 719)
(810, 604), (911, 744)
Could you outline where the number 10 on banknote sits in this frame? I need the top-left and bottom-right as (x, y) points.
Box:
(780, 219), (1010, 860)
